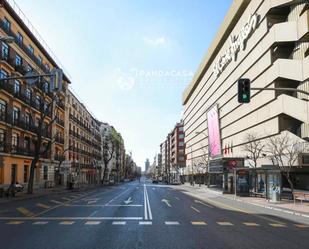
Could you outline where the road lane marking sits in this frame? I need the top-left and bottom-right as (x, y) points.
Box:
(165, 221), (180, 225)
(139, 221), (152, 225)
(175, 197), (180, 200)
(85, 221), (101, 225)
(161, 199), (172, 207)
(106, 204), (143, 207)
(50, 200), (62, 204)
(33, 221), (48, 225)
(112, 221), (126, 225)
(217, 222), (234, 226)
(0, 217), (143, 221)
(7, 221), (24, 225)
(59, 221), (75, 225)
(191, 206), (201, 213)
(37, 203), (50, 209)
(243, 222), (260, 226)
(16, 207), (34, 217)
(191, 221), (207, 226)
(269, 223), (286, 227)
(144, 185), (148, 220)
(105, 188), (130, 205)
(294, 224), (309, 228)
(145, 185), (153, 220)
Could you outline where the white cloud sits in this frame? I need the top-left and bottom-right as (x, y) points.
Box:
(143, 36), (167, 46)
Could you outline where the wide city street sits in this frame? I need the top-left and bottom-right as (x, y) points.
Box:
(0, 178), (308, 249)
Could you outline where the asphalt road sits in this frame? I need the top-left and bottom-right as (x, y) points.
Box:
(0, 178), (308, 249)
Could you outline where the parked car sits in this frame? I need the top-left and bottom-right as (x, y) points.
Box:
(171, 179), (181, 185)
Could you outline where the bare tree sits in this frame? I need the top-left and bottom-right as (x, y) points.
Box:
(242, 133), (265, 191)
(266, 132), (307, 193)
(101, 135), (115, 185)
(27, 85), (63, 194)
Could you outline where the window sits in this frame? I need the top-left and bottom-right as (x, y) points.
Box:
(43, 82), (49, 93)
(45, 64), (50, 72)
(12, 107), (20, 124)
(43, 166), (48, 180)
(23, 165), (29, 183)
(179, 127), (184, 132)
(1, 42), (9, 60)
(0, 69), (8, 79)
(14, 80), (20, 94)
(17, 32), (23, 45)
(12, 133), (19, 150)
(178, 156), (185, 161)
(179, 141), (184, 146)
(25, 113), (31, 126)
(0, 99), (6, 120)
(37, 56), (42, 65)
(27, 64), (33, 72)
(179, 149), (184, 154)
(179, 134), (184, 139)
(35, 95), (40, 108)
(24, 136), (30, 151)
(15, 54), (22, 66)
(28, 45), (34, 55)
(2, 17), (11, 31)
(0, 129), (5, 151)
(25, 88), (31, 101)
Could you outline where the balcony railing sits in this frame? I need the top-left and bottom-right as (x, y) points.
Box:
(54, 154), (65, 161)
(55, 135), (64, 144)
(56, 118), (64, 127)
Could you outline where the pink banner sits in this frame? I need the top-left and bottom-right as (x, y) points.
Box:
(207, 105), (222, 157)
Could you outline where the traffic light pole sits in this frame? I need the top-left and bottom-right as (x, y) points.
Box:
(251, 87), (309, 96)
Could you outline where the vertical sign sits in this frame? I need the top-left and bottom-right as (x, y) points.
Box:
(207, 104), (222, 157)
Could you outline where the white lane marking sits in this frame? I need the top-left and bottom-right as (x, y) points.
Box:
(124, 197), (133, 205)
(0, 217), (143, 221)
(85, 221), (101, 225)
(161, 199), (172, 207)
(37, 203), (50, 209)
(165, 221), (180, 225)
(191, 206), (201, 213)
(33, 221), (48, 225)
(112, 221), (126, 225)
(105, 204), (142, 207)
(145, 185), (153, 220)
(105, 188), (130, 205)
(144, 184), (148, 220)
(217, 222), (233, 226)
(191, 221), (207, 226)
(59, 221), (75, 225)
(175, 197), (180, 200)
(139, 221), (152, 225)
(243, 222), (260, 227)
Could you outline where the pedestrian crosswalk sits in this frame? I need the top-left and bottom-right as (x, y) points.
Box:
(2, 220), (308, 228)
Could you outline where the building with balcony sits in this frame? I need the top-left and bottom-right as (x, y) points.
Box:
(65, 89), (102, 185)
(0, 0), (70, 186)
(182, 0), (309, 191)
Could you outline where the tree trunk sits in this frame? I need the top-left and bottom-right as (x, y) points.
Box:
(27, 156), (39, 194)
(286, 173), (294, 194)
(102, 163), (108, 185)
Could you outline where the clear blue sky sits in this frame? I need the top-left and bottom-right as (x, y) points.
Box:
(15, 0), (232, 169)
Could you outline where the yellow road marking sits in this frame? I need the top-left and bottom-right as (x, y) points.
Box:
(59, 221), (75, 225)
(33, 221), (48, 225)
(217, 222), (234, 226)
(243, 222), (260, 226)
(16, 207), (34, 217)
(7, 221), (24, 225)
(294, 224), (309, 228)
(269, 223), (286, 227)
(37, 203), (50, 209)
(191, 221), (207, 225)
(190, 206), (201, 213)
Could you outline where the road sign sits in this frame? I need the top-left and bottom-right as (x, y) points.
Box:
(228, 160), (237, 168)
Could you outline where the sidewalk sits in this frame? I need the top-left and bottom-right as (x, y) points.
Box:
(0, 184), (101, 204)
(177, 183), (309, 217)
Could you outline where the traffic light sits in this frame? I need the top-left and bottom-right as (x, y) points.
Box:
(50, 68), (63, 92)
(238, 78), (251, 103)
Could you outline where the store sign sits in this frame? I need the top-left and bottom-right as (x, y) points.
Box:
(213, 13), (259, 79)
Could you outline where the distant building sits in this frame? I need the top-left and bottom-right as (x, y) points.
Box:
(145, 158), (150, 172)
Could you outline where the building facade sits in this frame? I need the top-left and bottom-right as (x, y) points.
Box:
(0, 0), (70, 187)
(182, 0), (309, 191)
(65, 89), (101, 186)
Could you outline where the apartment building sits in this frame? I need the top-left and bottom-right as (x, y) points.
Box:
(0, 0), (70, 186)
(65, 89), (102, 185)
(182, 0), (309, 191)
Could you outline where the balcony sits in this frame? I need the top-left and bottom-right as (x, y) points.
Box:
(0, 52), (15, 68)
(54, 154), (65, 161)
(56, 117), (65, 127)
(55, 135), (64, 144)
(0, 141), (35, 157)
